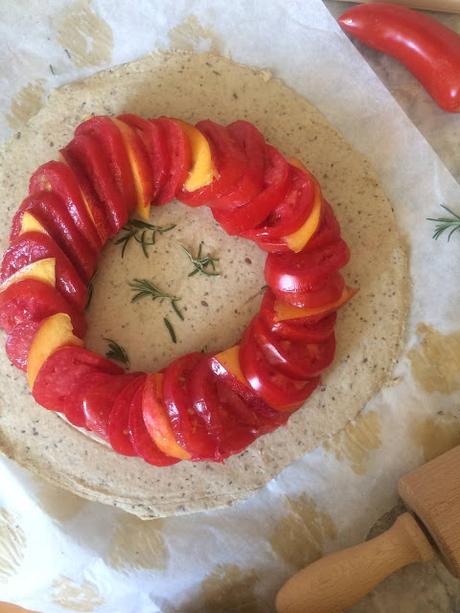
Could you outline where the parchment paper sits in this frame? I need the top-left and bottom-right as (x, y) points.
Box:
(1, 1), (460, 611)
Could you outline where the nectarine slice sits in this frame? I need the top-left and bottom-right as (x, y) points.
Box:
(142, 373), (191, 460)
(174, 119), (215, 192)
(0, 258), (55, 293)
(27, 312), (83, 388)
(20, 212), (48, 236)
(112, 118), (153, 220)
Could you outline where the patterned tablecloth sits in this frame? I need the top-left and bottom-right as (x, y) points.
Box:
(1, 1), (460, 611)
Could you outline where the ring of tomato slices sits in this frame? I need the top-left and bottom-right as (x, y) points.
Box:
(2, 114), (357, 468)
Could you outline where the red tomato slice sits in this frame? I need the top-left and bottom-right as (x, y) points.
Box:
(108, 374), (146, 456)
(189, 355), (259, 460)
(304, 200), (341, 252)
(252, 315), (336, 380)
(240, 322), (320, 411)
(153, 117), (191, 205)
(190, 356), (288, 459)
(128, 383), (180, 466)
(0, 279), (86, 337)
(10, 192), (98, 282)
(6, 320), (41, 371)
(208, 121), (265, 210)
(260, 289), (338, 341)
(1, 232), (87, 310)
(272, 273), (345, 309)
(75, 116), (137, 212)
(213, 145), (289, 235)
(32, 346), (123, 418)
(80, 371), (141, 438)
(246, 165), (315, 239)
(162, 353), (218, 459)
(178, 120), (246, 207)
(29, 161), (102, 251)
(60, 147), (110, 244)
(118, 114), (168, 203)
(63, 134), (128, 234)
(265, 238), (350, 293)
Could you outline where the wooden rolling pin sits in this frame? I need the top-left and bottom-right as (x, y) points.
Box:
(276, 445), (460, 613)
(334, 0), (460, 13)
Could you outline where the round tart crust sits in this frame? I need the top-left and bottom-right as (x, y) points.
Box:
(0, 52), (408, 518)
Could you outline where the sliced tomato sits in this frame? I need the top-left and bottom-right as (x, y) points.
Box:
(6, 320), (41, 371)
(32, 346), (123, 419)
(260, 289), (338, 341)
(128, 382), (180, 466)
(274, 286), (359, 324)
(252, 315), (336, 380)
(80, 371), (141, 438)
(60, 149), (110, 244)
(240, 322), (320, 411)
(190, 356), (287, 460)
(1, 232), (87, 310)
(75, 116), (137, 212)
(108, 374), (146, 456)
(0, 279), (86, 337)
(246, 165), (315, 240)
(214, 145), (289, 235)
(118, 114), (168, 203)
(189, 355), (259, 460)
(304, 200), (341, 251)
(62, 134), (128, 233)
(272, 273), (345, 309)
(208, 120), (265, 209)
(153, 117), (191, 205)
(178, 120), (246, 207)
(265, 238), (350, 294)
(10, 192), (98, 282)
(29, 160), (102, 251)
(162, 352), (218, 459)
(142, 373), (191, 460)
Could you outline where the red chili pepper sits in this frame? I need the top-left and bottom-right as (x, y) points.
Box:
(338, 2), (460, 113)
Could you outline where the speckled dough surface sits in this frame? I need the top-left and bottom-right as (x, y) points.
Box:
(0, 52), (408, 517)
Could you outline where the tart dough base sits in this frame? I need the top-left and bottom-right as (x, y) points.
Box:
(0, 52), (408, 518)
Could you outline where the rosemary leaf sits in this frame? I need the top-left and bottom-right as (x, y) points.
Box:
(163, 317), (177, 343)
(115, 219), (176, 257)
(428, 205), (460, 241)
(181, 241), (221, 277)
(104, 337), (130, 367)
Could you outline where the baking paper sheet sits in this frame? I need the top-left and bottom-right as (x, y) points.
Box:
(1, 1), (460, 611)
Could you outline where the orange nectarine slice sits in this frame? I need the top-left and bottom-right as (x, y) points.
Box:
(174, 119), (216, 192)
(0, 258), (55, 293)
(27, 312), (83, 388)
(142, 372), (191, 460)
(274, 287), (359, 322)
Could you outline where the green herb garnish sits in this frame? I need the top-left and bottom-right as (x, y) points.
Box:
(104, 337), (130, 367)
(86, 281), (94, 310)
(129, 278), (182, 313)
(428, 205), (460, 241)
(163, 317), (177, 343)
(115, 219), (176, 258)
(181, 241), (220, 277)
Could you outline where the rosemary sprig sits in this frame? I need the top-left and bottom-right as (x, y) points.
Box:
(428, 205), (460, 241)
(181, 241), (221, 277)
(163, 317), (177, 343)
(85, 281), (94, 310)
(129, 278), (182, 313)
(104, 337), (130, 367)
(115, 219), (176, 258)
